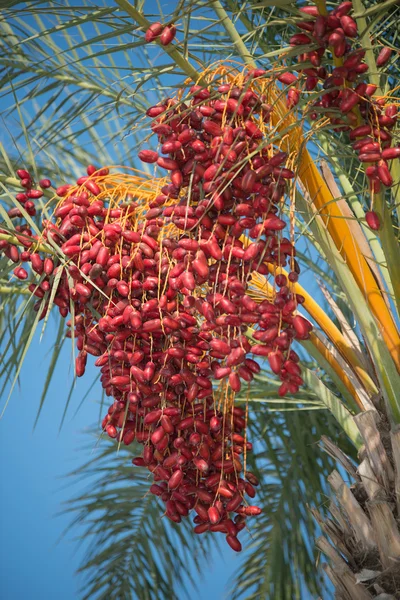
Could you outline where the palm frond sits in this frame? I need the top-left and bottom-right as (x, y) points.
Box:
(230, 393), (356, 600)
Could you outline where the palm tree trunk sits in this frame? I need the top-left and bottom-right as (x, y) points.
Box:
(314, 411), (400, 599)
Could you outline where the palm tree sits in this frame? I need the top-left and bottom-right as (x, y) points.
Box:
(1, 0), (399, 598)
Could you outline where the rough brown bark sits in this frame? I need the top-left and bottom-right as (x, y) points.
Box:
(314, 412), (400, 599)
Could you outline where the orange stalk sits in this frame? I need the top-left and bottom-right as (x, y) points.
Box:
(249, 267), (378, 397)
(265, 85), (400, 371)
(309, 332), (364, 411)
(248, 270), (367, 408)
(297, 150), (400, 370)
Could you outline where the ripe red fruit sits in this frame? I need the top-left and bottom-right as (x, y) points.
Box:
(168, 470), (183, 490)
(194, 523), (210, 534)
(350, 125), (372, 140)
(306, 76), (318, 91)
(268, 350), (283, 374)
(27, 189), (43, 199)
(16, 169), (30, 179)
(293, 315), (312, 340)
(192, 457), (209, 473)
(229, 372), (241, 393)
(369, 178), (381, 194)
(145, 22), (164, 43)
(299, 6), (319, 16)
(376, 47), (392, 68)
(226, 493), (243, 512)
(44, 258), (54, 275)
(75, 283), (91, 298)
(377, 161), (393, 187)
(157, 156), (179, 170)
(138, 149), (159, 163)
(365, 84), (377, 97)
(339, 91), (360, 113)
(13, 266), (28, 280)
(75, 352), (87, 377)
(241, 170), (257, 193)
(278, 382), (290, 397)
(360, 142), (380, 154)
(226, 535), (242, 552)
(123, 430), (135, 445)
(194, 503), (209, 521)
(365, 210), (380, 231)
(56, 184), (72, 197)
(378, 115), (396, 128)
(264, 216), (286, 230)
(30, 254), (44, 274)
(358, 152), (381, 163)
(84, 180), (101, 196)
(86, 165), (97, 176)
(238, 506), (262, 516)
(160, 24), (176, 46)
(20, 177), (32, 189)
(210, 416), (221, 432)
(39, 178), (52, 189)
(385, 105), (398, 119)
(289, 33), (311, 46)
(106, 425), (118, 439)
(210, 339), (231, 355)
(382, 147), (400, 160)
(277, 72), (297, 86)
(192, 250), (209, 279)
(314, 16), (326, 38)
(208, 506), (220, 524)
(334, 2), (353, 17)
(332, 38), (346, 58)
(340, 16), (357, 37)
(214, 366), (231, 379)
(287, 88), (300, 108)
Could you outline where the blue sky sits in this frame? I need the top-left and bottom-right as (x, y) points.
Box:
(0, 326), (93, 599)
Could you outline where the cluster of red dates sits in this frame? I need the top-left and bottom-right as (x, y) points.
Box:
(1, 79), (310, 549)
(286, 1), (399, 229)
(5, 0), (397, 551)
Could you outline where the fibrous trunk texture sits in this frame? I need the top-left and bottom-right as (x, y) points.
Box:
(314, 411), (400, 599)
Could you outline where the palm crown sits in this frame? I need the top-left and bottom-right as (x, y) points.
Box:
(1, 1), (400, 598)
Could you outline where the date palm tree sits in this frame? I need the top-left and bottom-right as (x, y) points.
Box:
(0, 0), (399, 598)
